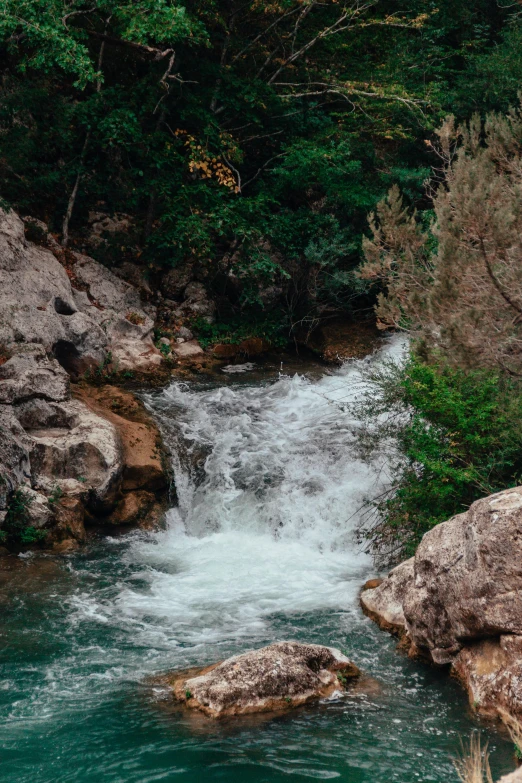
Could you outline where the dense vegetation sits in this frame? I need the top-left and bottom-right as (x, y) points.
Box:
(358, 104), (522, 559)
(358, 356), (522, 560)
(2, 0), (522, 334)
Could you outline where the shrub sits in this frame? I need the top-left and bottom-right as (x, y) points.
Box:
(2, 488), (47, 546)
(357, 350), (522, 561)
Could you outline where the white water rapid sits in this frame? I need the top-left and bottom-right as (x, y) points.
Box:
(114, 335), (407, 658)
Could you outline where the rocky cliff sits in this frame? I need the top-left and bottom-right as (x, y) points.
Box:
(361, 486), (522, 719)
(0, 209), (169, 551)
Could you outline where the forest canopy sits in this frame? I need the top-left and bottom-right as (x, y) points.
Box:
(1, 0), (522, 330)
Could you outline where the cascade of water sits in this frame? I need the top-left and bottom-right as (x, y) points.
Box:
(111, 335), (408, 650)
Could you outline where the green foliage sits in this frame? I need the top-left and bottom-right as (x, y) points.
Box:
(0, 0), (519, 330)
(192, 314), (288, 349)
(48, 484), (64, 505)
(3, 488), (47, 546)
(359, 351), (522, 559)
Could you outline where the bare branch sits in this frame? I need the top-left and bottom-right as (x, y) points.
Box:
(86, 31), (174, 60)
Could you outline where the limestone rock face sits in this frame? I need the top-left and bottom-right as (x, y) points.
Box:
(165, 642), (360, 718)
(0, 405), (32, 498)
(0, 346), (69, 404)
(0, 208), (161, 374)
(361, 485), (522, 717)
(28, 399), (123, 513)
(0, 210), (80, 354)
(0, 208), (169, 546)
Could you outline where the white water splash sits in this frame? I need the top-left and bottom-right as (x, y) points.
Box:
(108, 335), (408, 646)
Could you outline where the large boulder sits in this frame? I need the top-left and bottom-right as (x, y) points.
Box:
(0, 208), (161, 375)
(405, 488), (522, 663)
(361, 485), (522, 717)
(162, 641), (360, 718)
(0, 345), (69, 404)
(28, 398), (123, 513)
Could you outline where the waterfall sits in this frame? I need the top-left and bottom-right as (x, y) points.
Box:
(105, 335), (407, 652)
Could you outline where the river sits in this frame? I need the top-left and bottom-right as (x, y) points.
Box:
(0, 338), (514, 782)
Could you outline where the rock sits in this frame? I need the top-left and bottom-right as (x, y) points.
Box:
(404, 488), (522, 663)
(23, 487), (53, 529)
(109, 490), (157, 526)
(110, 339), (162, 371)
(360, 559), (413, 637)
(163, 641), (360, 718)
(70, 254), (161, 372)
(28, 399), (123, 514)
(161, 264), (194, 299)
(115, 262), (153, 297)
(74, 385), (168, 494)
(177, 326), (193, 340)
(452, 636), (522, 718)
(14, 398), (71, 430)
(362, 485), (522, 718)
(0, 406), (32, 498)
(0, 345), (69, 404)
(0, 208), (162, 374)
(0, 209), (82, 355)
(86, 211), (132, 248)
(172, 340), (204, 359)
(173, 282), (216, 323)
(51, 496), (86, 543)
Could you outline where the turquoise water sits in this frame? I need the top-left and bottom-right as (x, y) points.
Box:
(0, 345), (515, 782)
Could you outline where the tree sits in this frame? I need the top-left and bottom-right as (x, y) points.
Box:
(360, 107), (522, 374)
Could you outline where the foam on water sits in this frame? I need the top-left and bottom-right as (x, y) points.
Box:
(124, 336), (407, 638)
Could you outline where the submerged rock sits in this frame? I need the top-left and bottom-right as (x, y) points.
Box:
(162, 641), (360, 718)
(361, 485), (522, 717)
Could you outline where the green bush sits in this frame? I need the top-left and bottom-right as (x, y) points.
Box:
(358, 351), (522, 560)
(2, 488), (47, 546)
